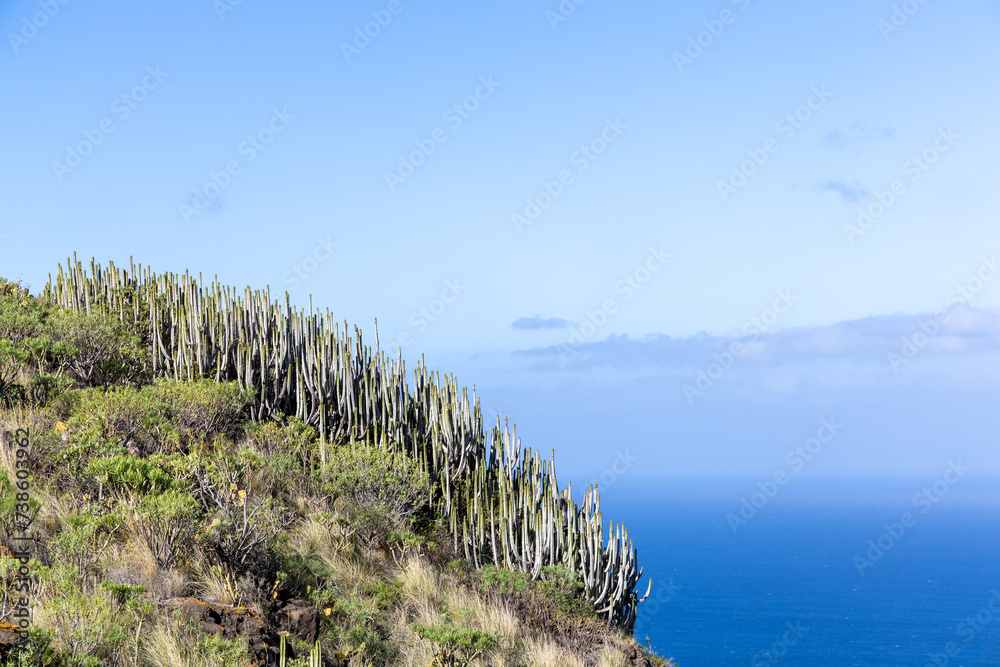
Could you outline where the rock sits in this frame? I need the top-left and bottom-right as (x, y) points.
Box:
(0, 622), (25, 660)
(273, 596), (321, 645)
(620, 641), (662, 666)
(158, 597), (279, 665)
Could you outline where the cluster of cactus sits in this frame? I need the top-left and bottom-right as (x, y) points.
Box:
(44, 255), (650, 630)
(279, 635), (321, 667)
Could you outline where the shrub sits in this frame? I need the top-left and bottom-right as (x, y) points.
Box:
(84, 454), (176, 497)
(48, 309), (149, 388)
(33, 563), (135, 667)
(411, 622), (497, 667)
(67, 386), (165, 458)
(129, 490), (199, 569)
(243, 418), (317, 458)
(325, 444), (431, 526)
(0, 286), (47, 344)
(20, 374), (75, 408)
(537, 564), (595, 619)
(0, 340), (27, 406)
(145, 379), (250, 448)
(47, 512), (123, 585)
(476, 565), (530, 597)
(192, 449), (293, 582)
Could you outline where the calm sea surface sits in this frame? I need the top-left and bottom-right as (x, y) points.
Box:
(600, 479), (1000, 667)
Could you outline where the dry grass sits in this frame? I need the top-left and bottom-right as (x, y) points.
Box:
(392, 556), (631, 667)
(188, 558), (241, 606)
(143, 621), (254, 667)
(0, 404), (55, 480)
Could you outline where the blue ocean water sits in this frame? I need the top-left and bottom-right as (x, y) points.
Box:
(602, 479), (1000, 667)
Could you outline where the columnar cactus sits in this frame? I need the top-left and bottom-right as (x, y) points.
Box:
(44, 255), (650, 630)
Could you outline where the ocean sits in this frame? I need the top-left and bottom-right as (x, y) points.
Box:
(600, 478), (1000, 667)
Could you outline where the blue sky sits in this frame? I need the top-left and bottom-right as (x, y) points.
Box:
(3, 0), (999, 483)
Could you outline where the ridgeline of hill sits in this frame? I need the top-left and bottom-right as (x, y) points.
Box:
(0, 258), (672, 667)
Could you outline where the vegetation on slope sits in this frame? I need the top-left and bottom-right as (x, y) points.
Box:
(0, 267), (673, 666)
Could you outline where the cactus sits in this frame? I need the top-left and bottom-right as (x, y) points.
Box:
(43, 254), (650, 630)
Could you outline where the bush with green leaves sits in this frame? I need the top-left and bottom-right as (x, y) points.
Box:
(33, 563), (138, 667)
(129, 490), (200, 569)
(0, 339), (28, 406)
(536, 564), (595, 619)
(84, 454), (177, 497)
(411, 622), (497, 667)
(325, 444), (432, 525)
(47, 512), (123, 584)
(66, 386), (166, 460)
(476, 565), (530, 597)
(144, 379), (250, 448)
(243, 417), (317, 458)
(0, 284), (47, 344)
(47, 308), (149, 389)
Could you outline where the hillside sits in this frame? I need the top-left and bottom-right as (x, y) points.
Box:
(0, 258), (672, 667)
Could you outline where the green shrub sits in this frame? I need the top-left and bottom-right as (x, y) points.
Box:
(144, 379), (250, 448)
(191, 448), (292, 581)
(0, 625), (56, 667)
(0, 286), (47, 344)
(0, 339), (28, 405)
(325, 444), (431, 525)
(84, 454), (176, 496)
(48, 308), (149, 388)
(34, 563), (136, 666)
(476, 565), (530, 597)
(130, 490), (200, 568)
(67, 386), (166, 458)
(243, 418), (317, 458)
(411, 622), (497, 667)
(537, 564), (595, 619)
(47, 512), (123, 580)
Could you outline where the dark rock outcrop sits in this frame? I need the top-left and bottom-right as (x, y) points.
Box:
(158, 597), (279, 665)
(0, 622), (23, 658)
(272, 596), (321, 645)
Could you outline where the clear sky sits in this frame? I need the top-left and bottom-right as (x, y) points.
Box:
(3, 0), (999, 483)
